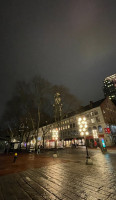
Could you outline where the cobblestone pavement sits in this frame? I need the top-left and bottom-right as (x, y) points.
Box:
(0, 147), (116, 200)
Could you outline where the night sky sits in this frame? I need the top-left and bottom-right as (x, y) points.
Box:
(0, 0), (116, 119)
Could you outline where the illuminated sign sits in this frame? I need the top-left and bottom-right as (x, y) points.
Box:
(37, 137), (41, 141)
(104, 128), (110, 134)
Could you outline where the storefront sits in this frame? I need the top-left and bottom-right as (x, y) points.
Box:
(63, 137), (85, 147)
(45, 140), (63, 149)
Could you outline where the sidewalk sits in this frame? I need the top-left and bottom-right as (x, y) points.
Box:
(0, 152), (69, 176)
(0, 149), (116, 200)
(107, 145), (116, 150)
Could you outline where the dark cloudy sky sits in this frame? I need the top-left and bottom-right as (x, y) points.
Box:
(0, 0), (116, 119)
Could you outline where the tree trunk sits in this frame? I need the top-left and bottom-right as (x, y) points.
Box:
(35, 107), (40, 151)
(43, 135), (45, 148)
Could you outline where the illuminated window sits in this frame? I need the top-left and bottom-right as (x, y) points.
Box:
(91, 118), (95, 123)
(90, 112), (94, 116)
(92, 129), (98, 139)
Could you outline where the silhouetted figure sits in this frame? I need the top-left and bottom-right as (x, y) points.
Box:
(37, 145), (40, 154)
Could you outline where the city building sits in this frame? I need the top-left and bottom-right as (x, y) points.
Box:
(103, 74), (116, 100)
(37, 97), (116, 148)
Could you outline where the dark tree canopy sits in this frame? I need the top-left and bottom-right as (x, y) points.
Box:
(0, 75), (81, 140)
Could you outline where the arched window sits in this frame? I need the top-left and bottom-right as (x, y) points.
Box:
(98, 125), (103, 133)
(93, 126), (97, 130)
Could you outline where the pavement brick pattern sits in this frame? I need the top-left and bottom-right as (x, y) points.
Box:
(0, 149), (116, 200)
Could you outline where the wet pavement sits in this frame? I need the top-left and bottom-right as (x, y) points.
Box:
(0, 147), (116, 200)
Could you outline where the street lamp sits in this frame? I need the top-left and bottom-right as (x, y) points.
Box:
(78, 117), (93, 165)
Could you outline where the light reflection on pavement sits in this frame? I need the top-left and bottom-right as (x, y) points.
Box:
(0, 147), (116, 200)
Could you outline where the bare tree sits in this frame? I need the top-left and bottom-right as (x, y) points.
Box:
(1, 76), (81, 152)
(31, 76), (52, 150)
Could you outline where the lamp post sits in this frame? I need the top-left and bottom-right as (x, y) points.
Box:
(78, 117), (93, 165)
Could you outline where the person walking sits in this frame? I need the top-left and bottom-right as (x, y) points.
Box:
(37, 145), (40, 154)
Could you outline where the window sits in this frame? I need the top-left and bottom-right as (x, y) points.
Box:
(90, 112), (94, 116)
(91, 118), (95, 123)
(98, 125), (103, 133)
(88, 127), (92, 134)
(93, 126), (97, 130)
(92, 129), (98, 138)
(96, 117), (100, 122)
(87, 119), (91, 123)
(70, 124), (72, 128)
(94, 110), (98, 115)
(86, 114), (90, 118)
(68, 125), (70, 129)
(73, 123), (75, 128)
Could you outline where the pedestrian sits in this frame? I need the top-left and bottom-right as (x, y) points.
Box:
(94, 141), (97, 148)
(37, 145), (40, 154)
(13, 152), (18, 163)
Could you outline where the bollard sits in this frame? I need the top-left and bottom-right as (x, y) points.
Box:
(86, 158), (93, 165)
(13, 152), (18, 163)
(53, 153), (57, 158)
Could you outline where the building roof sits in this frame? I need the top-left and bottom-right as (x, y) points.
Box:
(66, 98), (105, 118)
(81, 99), (105, 112)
